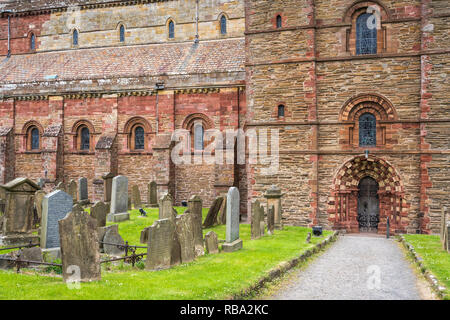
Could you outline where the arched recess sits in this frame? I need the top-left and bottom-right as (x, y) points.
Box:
(71, 120), (95, 151)
(182, 113), (214, 151)
(22, 120), (44, 151)
(339, 93), (397, 147)
(326, 155), (408, 234)
(124, 117), (152, 151)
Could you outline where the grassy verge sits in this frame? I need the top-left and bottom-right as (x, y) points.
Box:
(403, 234), (450, 300)
(0, 207), (331, 300)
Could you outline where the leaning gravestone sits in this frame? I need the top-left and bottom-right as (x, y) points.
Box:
(146, 219), (175, 270)
(78, 177), (89, 205)
(251, 200), (264, 239)
(267, 205), (275, 235)
(189, 195), (204, 257)
(203, 196), (224, 228)
(107, 176), (129, 222)
(175, 213), (195, 263)
(217, 196), (227, 225)
(59, 204), (101, 282)
(103, 226), (125, 256)
(222, 187), (243, 252)
(131, 184), (142, 209)
(148, 181), (158, 207)
(68, 180), (77, 201)
(41, 190), (73, 249)
(90, 201), (107, 227)
(205, 231), (219, 254)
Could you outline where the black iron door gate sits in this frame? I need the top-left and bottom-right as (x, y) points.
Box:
(357, 176), (379, 232)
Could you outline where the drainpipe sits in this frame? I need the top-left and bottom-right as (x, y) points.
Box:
(194, 0), (199, 43)
(7, 12), (11, 57)
(154, 83), (165, 135)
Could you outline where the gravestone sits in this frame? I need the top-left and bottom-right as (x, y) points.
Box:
(59, 204), (101, 282)
(205, 231), (219, 254)
(78, 177), (88, 204)
(34, 190), (46, 226)
(98, 224), (118, 251)
(145, 219), (175, 270)
(91, 201), (107, 227)
(103, 226), (125, 256)
(41, 190), (73, 249)
(0, 178), (40, 246)
(267, 205), (275, 235)
(203, 197), (224, 228)
(189, 195), (204, 257)
(264, 185), (284, 230)
(251, 200), (264, 240)
(175, 213), (195, 263)
(445, 222), (450, 253)
(222, 187), (243, 252)
(102, 172), (114, 203)
(140, 226), (151, 244)
(68, 180), (77, 201)
(159, 194), (176, 221)
(217, 196), (227, 225)
(107, 175), (129, 222)
(148, 181), (158, 207)
(131, 185), (142, 209)
(440, 207), (447, 247)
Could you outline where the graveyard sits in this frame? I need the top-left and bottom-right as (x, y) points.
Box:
(0, 176), (334, 300)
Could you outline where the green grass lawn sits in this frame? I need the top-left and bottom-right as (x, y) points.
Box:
(403, 234), (450, 300)
(0, 207), (331, 300)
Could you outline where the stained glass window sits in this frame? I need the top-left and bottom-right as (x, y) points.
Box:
(120, 25), (125, 42)
(194, 123), (204, 150)
(169, 21), (174, 39)
(80, 127), (90, 150)
(73, 30), (78, 46)
(220, 15), (227, 34)
(278, 105), (285, 118)
(276, 15), (282, 28)
(30, 33), (35, 51)
(356, 13), (377, 55)
(134, 126), (145, 150)
(359, 113), (376, 147)
(31, 127), (39, 150)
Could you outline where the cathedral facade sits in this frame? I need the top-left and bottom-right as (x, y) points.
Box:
(0, 0), (448, 234)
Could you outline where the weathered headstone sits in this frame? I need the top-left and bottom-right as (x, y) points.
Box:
(68, 180), (77, 201)
(205, 231), (219, 254)
(222, 187), (243, 252)
(203, 196), (224, 228)
(34, 190), (46, 225)
(103, 225), (125, 256)
(159, 193), (176, 221)
(175, 213), (195, 263)
(131, 184), (142, 209)
(217, 196), (227, 225)
(107, 175), (129, 222)
(445, 222), (450, 253)
(91, 201), (107, 227)
(148, 181), (158, 207)
(78, 177), (88, 204)
(264, 185), (284, 230)
(0, 178), (40, 246)
(251, 200), (264, 239)
(140, 226), (151, 244)
(98, 224), (118, 251)
(189, 195), (204, 257)
(102, 172), (114, 203)
(59, 204), (101, 282)
(41, 190), (73, 249)
(440, 207), (447, 247)
(145, 219), (175, 270)
(267, 204), (275, 235)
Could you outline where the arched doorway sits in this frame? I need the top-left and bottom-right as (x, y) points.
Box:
(357, 177), (379, 233)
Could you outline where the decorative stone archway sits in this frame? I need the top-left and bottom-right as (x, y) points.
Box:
(327, 155), (408, 234)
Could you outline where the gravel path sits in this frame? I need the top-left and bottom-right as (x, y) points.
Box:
(271, 235), (422, 300)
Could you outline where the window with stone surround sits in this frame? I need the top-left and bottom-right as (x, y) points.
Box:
(277, 104), (285, 118)
(168, 20), (175, 39)
(276, 15), (282, 29)
(72, 29), (79, 47)
(30, 33), (36, 51)
(125, 117), (151, 152)
(23, 121), (43, 152)
(119, 25), (125, 43)
(359, 113), (376, 147)
(72, 120), (94, 151)
(79, 126), (90, 150)
(182, 113), (214, 152)
(356, 13), (377, 55)
(220, 15), (227, 35)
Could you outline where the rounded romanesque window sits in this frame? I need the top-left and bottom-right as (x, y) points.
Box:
(119, 25), (125, 43)
(182, 113), (214, 152)
(168, 20), (175, 39)
(72, 120), (94, 151)
(359, 113), (376, 147)
(30, 33), (36, 51)
(276, 15), (282, 29)
(356, 13), (377, 55)
(277, 104), (285, 118)
(72, 29), (79, 46)
(133, 126), (145, 150)
(193, 122), (205, 151)
(124, 117), (151, 152)
(220, 15), (227, 35)
(79, 126), (90, 150)
(26, 126), (40, 151)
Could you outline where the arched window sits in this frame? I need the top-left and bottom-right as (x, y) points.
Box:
(276, 15), (282, 29)
(277, 104), (285, 118)
(30, 127), (39, 150)
(194, 122), (204, 151)
(168, 20), (175, 39)
(30, 33), (36, 51)
(119, 25), (125, 42)
(72, 29), (79, 46)
(356, 13), (377, 55)
(359, 113), (376, 147)
(78, 126), (90, 150)
(220, 15), (227, 34)
(134, 126), (145, 150)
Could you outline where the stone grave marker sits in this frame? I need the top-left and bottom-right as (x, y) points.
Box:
(98, 224), (117, 252)
(41, 190), (73, 249)
(217, 196), (227, 225)
(68, 180), (77, 201)
(222, 187), (243, 252)
(131, 184), (142, 209)
(102, 172), (114, 203)
(107, 175), (129, 222)
(103, 225), (125, 256)
(145, 219), (175, 270)
(148, 181), (158, 207)
(159, 193), (176, 221)
(267, 204), (275, 235)
(264, 185), (284, 230)
(91, 201), (107, 227)
(251, 200), (264, 239)
(59, 204), (101, 282)
(175, 212), (195, 263)
(205, 231), (219, 254)
(78, 177), (88, 204)
(34, 190), (46, 226)
(189, 195), (204, 257)
(203, 196), (224, 228)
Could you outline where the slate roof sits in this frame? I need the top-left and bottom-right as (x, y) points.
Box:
(0, 39), (245, 85)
